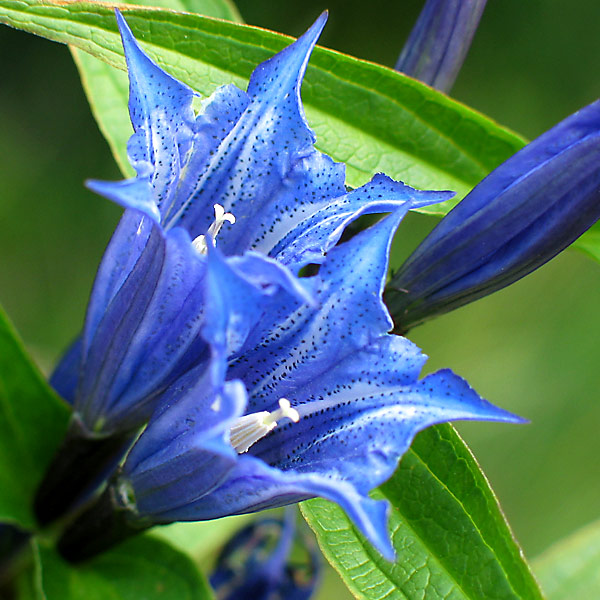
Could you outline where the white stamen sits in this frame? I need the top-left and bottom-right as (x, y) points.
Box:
(192, 203), (236, 254)
(229, 398), (300, 454)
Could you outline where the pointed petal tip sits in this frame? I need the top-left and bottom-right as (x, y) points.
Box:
(377, 536), (396, 562)
(477, 405), (528, 426)
(464, 396), (528, 426)
(464, 396), (528, 425)
(114, 8), (146, 70)
(410, 188), (456, 209)
(317, 10), (329, 27)
(299, 11), (328, 49)
(427, 369), (528, 426)
(114, 7), (132, 40)
(85, 178), (162, 225)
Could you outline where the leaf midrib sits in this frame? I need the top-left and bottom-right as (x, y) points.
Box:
(404, 439), (539, 599)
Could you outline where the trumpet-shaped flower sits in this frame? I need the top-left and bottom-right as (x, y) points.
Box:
(50, 10), (452, 436)
(54, 11), (523, 559)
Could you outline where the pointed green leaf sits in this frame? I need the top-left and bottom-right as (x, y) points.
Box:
(0, 306), (70, 530)
(0, 0), (525, 215)
(533, 519), (600, 599)
(301, 424), (543, 600)
(25, 535), (213, 600)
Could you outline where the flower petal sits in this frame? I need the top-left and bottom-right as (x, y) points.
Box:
(86, 177), (161, 225)
(115, 10), (195, 158)
(82, 211), (154, 357)
(165, 12), (350, 255)
(202, 245), (314, 383)
(116, 9), (194, 221)
(229, 211), (403, 413)
(270, 173), (454, 270)
(77, 225), (208, 433)
(150, 454), (396, 561)
(122, 375), (246, 515)
(249, 354), (523, 496)
(150, 347), (521, 559)
(87, 10), (196, 224)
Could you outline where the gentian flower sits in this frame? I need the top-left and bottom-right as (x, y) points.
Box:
(51, 11), (523, 560)
(395, 0), (487, 93)
(39, 9), (446, 524)
(38, 8), (456, 525)
(49, 10), (454, 437)
(385, 100), (600, 333)
(210, 509), (320, 600)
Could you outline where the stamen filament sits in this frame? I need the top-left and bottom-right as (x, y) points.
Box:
(192, 203), (236, 254)
(230, 399), (300, 454)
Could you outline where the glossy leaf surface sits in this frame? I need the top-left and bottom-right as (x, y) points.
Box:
(301, 424), (543, 600)
(0, 306), (69, 529)
(21, 535), (213, 600)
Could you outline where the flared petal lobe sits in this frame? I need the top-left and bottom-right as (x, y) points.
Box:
(387, 99), (600, 332)
(228, 212), (405, 414)
(115, 216), (522, 560)
(121, 373), (246, 515)
(52, 11), (524, 563)
(165, 12), (349, 256)
(270, 173), (454, 271)
(89, 10), (452, 274)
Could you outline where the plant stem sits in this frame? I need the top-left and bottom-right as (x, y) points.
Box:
(57, 487), (148, 563)
(34, 416), (134, 526)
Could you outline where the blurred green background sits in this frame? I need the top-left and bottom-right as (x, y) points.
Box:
(1, 0), (600, 595)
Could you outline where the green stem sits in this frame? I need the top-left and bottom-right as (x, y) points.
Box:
(57, 487), (149, 563)
(34, 416), (134, 526)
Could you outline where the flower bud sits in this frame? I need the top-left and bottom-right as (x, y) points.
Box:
(386, 100), (600, 332)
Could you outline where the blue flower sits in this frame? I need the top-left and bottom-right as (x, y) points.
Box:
(395, 0), (487, 93)
(210, 509), (320, 600)
(386, 100), (600, 333)
(55, 11), (523, 561)
(50, 10), (451, 437)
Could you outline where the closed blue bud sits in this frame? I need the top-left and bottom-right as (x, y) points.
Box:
(386, 100), (600, 333)
(210, 509), (320, 600)
(395, 0), (487, 93)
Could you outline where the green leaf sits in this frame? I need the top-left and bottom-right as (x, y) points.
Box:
(0, 0), (525, 214)
(301, 424), (543, 600)
(25, 534), (213, 600)
(533, 519), (600, 599)
(0, 306), (70, 530)
(573, 222), (600, 264)
(70, 0), (242, 177)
